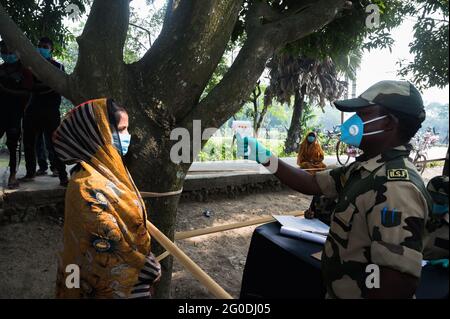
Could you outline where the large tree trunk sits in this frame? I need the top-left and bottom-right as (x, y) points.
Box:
(285, 85), (306, 154)
(127, 152), (185, 298)
(1, 0), (349, 299)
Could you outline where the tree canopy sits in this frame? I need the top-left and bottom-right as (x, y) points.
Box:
(398, 0), (449, 89)
(0, 0), (88, 54)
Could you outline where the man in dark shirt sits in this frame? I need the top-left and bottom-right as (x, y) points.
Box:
(0, 40), (33, 188)
(36, 132), (58, 176)
(20, 36), (68, 186)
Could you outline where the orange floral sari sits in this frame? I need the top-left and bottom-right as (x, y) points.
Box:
(53, 98), (153, 298)
(297, 131), (327, 174)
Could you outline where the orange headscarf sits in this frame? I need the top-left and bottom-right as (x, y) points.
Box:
(297, 131), (326, 170)
(54, 98), (151, 298)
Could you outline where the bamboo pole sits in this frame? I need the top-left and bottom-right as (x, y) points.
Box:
(413, 158), (446, 164)
(156, 251), (171, 262)
(190, 168), (326, 173)
(157, 210), (305, 262)
(175, 210), (305, 240)
(145, 220), (232, 299)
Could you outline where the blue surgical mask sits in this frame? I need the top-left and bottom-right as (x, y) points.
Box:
(339, 114), (388, 147)
(112, 133), (131, 156)
(38, 47), (52, 59)
(1, 53), (18, 64)
(432, 203), (449, 215)
(307, 136), (316, 143)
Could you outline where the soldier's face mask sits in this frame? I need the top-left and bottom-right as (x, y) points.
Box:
(339, 114), (388, 147)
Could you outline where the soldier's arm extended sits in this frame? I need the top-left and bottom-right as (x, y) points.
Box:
(366, 181), (428, 298)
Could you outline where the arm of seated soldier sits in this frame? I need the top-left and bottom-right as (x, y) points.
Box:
(236, 134), (323, 196)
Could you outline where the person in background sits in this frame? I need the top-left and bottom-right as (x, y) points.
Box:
(0, 40), (33, 189)
(423, 175), (449, 264)
(297, 131), (327, 174)
(19, 36), (68, 186)
(36, 132), (58, 177)
(237, 80), (430, 299)
(54, 98), (161, 298)
(304, 195), (337, 226)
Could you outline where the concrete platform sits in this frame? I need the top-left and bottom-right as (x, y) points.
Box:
(0, 156), (340, 213)
(0, 152), (446, 224)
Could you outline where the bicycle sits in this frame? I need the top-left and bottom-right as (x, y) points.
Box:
(411, 128), (440, 175)
(320, 126), (362, 166)
(336, 141), (361, 166)
(320, 126), (340, 155)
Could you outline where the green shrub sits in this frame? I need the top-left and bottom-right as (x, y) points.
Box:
(197, 136), (291, 161)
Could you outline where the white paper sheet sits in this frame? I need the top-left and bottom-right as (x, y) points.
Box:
(280, 226), (328, 244)
(273, 215), (330, 235)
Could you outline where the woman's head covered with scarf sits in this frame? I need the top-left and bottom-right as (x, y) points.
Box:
(299, 131), (320, 153)
(53, 98), (133, 188)
(53, 98), (153, 298)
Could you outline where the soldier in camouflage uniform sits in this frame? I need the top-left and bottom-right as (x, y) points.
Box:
(315, 143), (430, 298)
(423, 176), (449, 260)
(238, 80), (430, 298)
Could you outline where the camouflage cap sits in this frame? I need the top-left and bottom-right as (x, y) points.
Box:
(334, 80), (426, 121)
(427, 175), (449, 206)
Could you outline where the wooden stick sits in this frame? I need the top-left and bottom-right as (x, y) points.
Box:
(175, 210), (304, 240)
(155, 211), (305, 262)
(145, 220), (233, 299)
(156, 251), (171, 262)
(413, 158), (446, 164)
(190, 167), (327, 172)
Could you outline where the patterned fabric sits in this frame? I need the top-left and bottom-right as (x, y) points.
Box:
(306, 195), (337, 226)
(297, 132), (327, 174)
(314, 145), (430, 299)
(424, 176), (449, 260)
(129, 254), (161, 299)
(54, 98), (158, 298)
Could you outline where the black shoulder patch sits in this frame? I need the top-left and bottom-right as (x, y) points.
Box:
(387, 169), (409, 181)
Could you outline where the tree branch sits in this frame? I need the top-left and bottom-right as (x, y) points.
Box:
(129, 22), (152, 47)
(273, 0), (350, 46)
(181, 32), (273, 131)
(181, 0), (349, 134)
(77, 0), (130, 63)
(68, 0), (131, 101)
(135, 0), (244, 118)
(0, 4), (71, 99)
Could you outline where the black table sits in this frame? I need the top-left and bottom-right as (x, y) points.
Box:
(240, 222), (449, 299)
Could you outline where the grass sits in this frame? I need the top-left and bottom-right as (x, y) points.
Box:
(0, 156), (9, 168)
(427, 160), (445, 168)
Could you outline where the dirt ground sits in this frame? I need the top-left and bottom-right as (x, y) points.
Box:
(0, 188), (311, 299)
(0, 166), (443, 299)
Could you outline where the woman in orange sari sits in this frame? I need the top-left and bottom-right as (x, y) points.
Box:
(53, 98), (160, 298)
(296, 131), (327, 174)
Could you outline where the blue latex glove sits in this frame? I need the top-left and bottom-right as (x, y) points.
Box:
(236, 134), (271, 164)
(427, 259), (449, 269)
